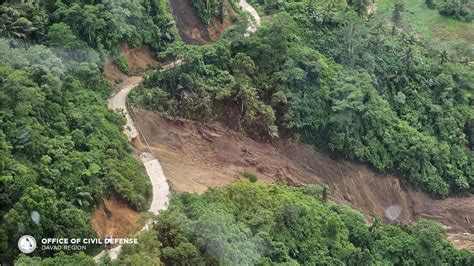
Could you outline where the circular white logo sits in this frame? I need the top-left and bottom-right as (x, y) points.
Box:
(18, 235), (37, 254)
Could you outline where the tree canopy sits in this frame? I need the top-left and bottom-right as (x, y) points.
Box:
(0, 0), (177, 262)
(1, 0), (473, 263)
(113, 181), (473, 265)
(131, 1), (474, 197)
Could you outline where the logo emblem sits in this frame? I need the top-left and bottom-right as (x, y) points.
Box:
(18, 235), (37, 254)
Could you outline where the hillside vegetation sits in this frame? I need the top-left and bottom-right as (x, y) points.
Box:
(191, 0), (238, 24)
(110, 181), (473, 264)
(17, 182), (472, 264)
(0, 0), (174, 263)
(378, 0), (474, 43)
(131, 0), (474, 197)
(0, 0), (472, 264)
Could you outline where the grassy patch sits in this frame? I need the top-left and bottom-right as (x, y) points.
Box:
(377, 0), (474, 43)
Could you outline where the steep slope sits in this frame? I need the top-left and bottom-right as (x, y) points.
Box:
(94, 73), (172, 262)
(112, 181), (473, 265)
(131, 109), (474, 250)
(93, 1), (262, 260)
(168, 0), (237, 44)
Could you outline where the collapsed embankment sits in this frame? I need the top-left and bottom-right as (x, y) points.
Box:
(131, 108), (474, 250)
(168, 0), (237, 44)
(96, 0), (474, 252)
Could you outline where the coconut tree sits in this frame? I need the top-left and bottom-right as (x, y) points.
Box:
(0, 7), (37, 40)
(438, 50), (449, 64)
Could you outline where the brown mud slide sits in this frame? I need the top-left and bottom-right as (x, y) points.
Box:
(103, 44), (158, 91)
(168, 0), (237, 44)
(93, 46), (159, 239)
(91, 196), (142, 238)
(132, 108), (474, 251)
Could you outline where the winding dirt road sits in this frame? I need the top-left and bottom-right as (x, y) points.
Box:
(106, 76), (171, 216)
(94, 74), (171, 261)
(107, 77), (141, 141)
(94, 2), (261, 262)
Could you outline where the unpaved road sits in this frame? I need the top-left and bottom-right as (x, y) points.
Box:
(107, 77), (141, 141)
(95, 2), (262, 261)
(107, 76), (171, 216)
(94, 74), (171, 262)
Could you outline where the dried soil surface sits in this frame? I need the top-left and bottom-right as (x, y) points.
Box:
(91, 196), (142, 238)
(168, 0), (237, 44)
(103, 61), (128, 91)
(118, 43), (158, 73)
(103, 44), (158, 91)
(93, 46), (160, 241)
(132, 108), (474, 250)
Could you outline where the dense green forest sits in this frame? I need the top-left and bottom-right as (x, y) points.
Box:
(0, 0), (174, 263)
(11, 182), (474, 264)
(1, 0), (473, 264)
(131, 0), (474, 197)
(15, 182), (473, 264)
(105, 181), (472, 264)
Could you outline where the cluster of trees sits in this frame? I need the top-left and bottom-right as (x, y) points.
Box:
(15, 252), (94, 265)
(0, 37), (151, 263)
(191, 0), (237, 24)
(426, 0), (473, 22)
(0, 0), (175, 53)
(0, 0), (472, 263)
(109, 181), (473, 265)
(0, 0), (176, 263)
(131, 0), (473, 196)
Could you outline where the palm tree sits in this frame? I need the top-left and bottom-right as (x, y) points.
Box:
(402, 46), (416, 73)
(1, 12), (37, 39)
(401, 33), (417, 46)
(374, 22), (386, 35)
(438, 50), (449, 64)
(71, 187), (94, 208)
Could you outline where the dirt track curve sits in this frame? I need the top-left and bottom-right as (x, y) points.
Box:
(94, 2), (261, 262)
(94, 74), (171, 261)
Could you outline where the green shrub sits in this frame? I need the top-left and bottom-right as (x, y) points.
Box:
(425, 0), (436, 9)
(114, 55), (132, 76)
(241, 172), (258, 182)
(191, 0), (236, 24)
(438, 0), (473, 22)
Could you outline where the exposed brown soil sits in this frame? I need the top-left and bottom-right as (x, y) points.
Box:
(118, 43), (158, 73)
(103, 60), (128, 91)
(96, 45), (159, 239)
(132, 108), (474, 250)
(91, 196), (142, 238)
(168, 0), (237, 44)
(103, 44), (158, 91)
(448, 233), (474, 251)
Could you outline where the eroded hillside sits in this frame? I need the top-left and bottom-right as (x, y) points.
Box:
(168, 0), (237, 44)
(131, 108), (474, 250)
